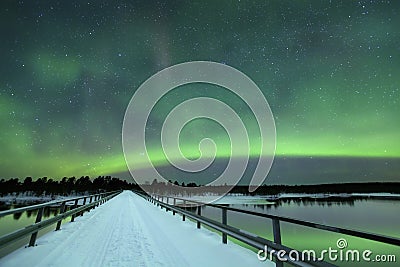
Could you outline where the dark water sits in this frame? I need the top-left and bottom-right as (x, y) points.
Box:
(197, 198), (399, 267)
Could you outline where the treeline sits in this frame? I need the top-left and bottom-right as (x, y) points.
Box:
(141, 180), (400, 196)
(0, 176), (141, 196)
(1, 176), (399, 196)
(242, 182), (400, 195)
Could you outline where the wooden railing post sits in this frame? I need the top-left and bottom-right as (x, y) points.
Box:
(222, 208), (227, 244)
(89, 196), (93, 211)
(81, 197), (87, 216)
(272, 218), (283, 267)
(272, 218), (282, 244)
(93, 195), (98, 209)
(55, 201), (66, 231)
(71, 199), (79, 222)
(197, 206), (201, 229)
(182, 200), (186, 221)
(96, 195), (100, 207)
(28, 207), (44, 247)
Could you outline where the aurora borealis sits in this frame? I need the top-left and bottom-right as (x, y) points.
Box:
(1, 1), (399, 183)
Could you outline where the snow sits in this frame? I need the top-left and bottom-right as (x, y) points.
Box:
(0, 193), (87, 205)
(351, 192), (400, 198)
(0, 191), (274, 267)
(0, 194), (54, 204)
(264, 192), (400, 200)
(182, 195), (275, 205)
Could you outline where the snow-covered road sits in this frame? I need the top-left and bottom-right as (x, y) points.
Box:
(0, 191), (274, 267)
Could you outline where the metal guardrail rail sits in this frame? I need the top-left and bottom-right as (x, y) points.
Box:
(0, 190), (122, 249)
(138, 192), (400, 267)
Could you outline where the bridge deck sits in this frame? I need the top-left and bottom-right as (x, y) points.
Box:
(0, 191), (273, 267)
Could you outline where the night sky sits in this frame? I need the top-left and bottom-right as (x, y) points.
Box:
(1, 1), (399, 184)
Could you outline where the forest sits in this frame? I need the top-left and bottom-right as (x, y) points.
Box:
(1, 176), (399, 197)
(0, 176), (140, 196)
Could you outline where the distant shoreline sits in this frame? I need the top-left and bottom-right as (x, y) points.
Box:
(1, 181), (399, 204)
(229, 182), (400, 196)
(261, 192), (400, 201)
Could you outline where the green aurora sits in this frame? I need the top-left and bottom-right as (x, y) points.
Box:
(0, 1), (399, 181)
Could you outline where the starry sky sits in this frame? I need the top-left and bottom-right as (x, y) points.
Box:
(1, 1), (399, 184)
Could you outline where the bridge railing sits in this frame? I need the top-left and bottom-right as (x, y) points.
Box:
(138, 192), (400, 267)
(0, 190), (122, 249)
